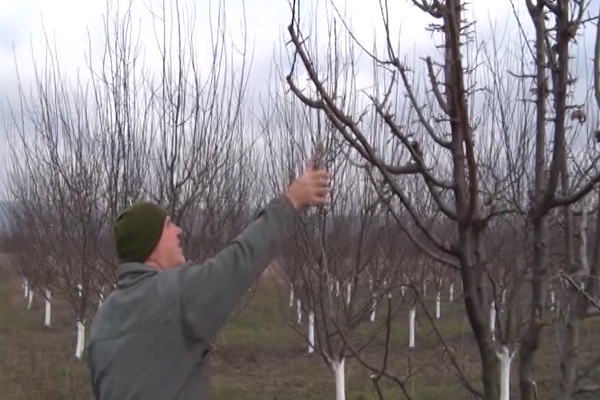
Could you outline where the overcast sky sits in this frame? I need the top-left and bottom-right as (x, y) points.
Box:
(0, 0), (598, 194)
(0, 0), (537, 122)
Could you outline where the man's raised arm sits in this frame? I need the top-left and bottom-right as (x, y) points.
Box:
(174, 162), (329, 343)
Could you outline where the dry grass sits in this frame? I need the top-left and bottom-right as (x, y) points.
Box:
(2, 259), (600, 400)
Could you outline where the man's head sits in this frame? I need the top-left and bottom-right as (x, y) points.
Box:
(113, 202), (185, 270)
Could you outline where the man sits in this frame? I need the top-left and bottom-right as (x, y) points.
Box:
(86, 160), (330, 400)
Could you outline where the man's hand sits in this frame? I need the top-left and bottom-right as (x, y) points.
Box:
(283, 159), (330, 210)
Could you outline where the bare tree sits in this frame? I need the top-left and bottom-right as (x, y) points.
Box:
(261, 50), (407, 398)
(282, 1), (600, 399)
(2, 0), (256, 359)
(5, 44), (106, 356)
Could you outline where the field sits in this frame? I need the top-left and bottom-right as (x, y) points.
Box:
(2, 259), (600, 400)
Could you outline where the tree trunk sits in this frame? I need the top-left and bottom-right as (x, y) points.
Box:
(490, 302), (496, 341)
(332, 358), (346, 400)
(44, 289), (51, 327)
(296, 298), (302, 323)
(409, 307), (416, 348)
(497, 346), (515, 400)
(481, 345), (501, 400)
(519, 218), (546, 400)
(559, 308), (580, 399)
(75, 319), (86, 359)
(27, 290), (34, 310)
(308, 311), (315, 354)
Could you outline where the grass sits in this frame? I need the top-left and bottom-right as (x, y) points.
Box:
(2, 259), (600, 400)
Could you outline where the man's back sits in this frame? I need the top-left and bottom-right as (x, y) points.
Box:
(87, 263), (213, 400)
(86, 196), (301, 400)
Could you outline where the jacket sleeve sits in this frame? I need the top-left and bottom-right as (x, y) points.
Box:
(175, 195), (298, 343)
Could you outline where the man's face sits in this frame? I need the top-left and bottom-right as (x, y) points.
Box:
(151, 217), (186, 269)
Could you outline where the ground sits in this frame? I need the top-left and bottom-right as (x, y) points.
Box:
(2, 259), (600, 400)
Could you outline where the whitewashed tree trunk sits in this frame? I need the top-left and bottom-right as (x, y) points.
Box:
(496, 345), (516, 400)
(296, 298), (302, 323)
(44, 289), (52, 327)
(332, 358), (346, 400)
(77, 283), (82, 298)
(449, 283), (454, 302)
(289, 287), (295, 307)
(308, 311), (315, 354)
(98, 288), (105, 308)
(436, 291), (441, 319)
(23, 278), (29, 298)
(370, 296), (376, 322)
(501, 289), (507, 306)
(490, 302), (496, 341)
(346, 283), (351, 306)
(409, 307), (416, 348)
(423, 282), (427, 297)
(335, 281), (340, 297)
(369, 278), (376, 321)
(382, 280), (391, 298)
(27, 289), (34, 310)
(75, 320), (86, 359)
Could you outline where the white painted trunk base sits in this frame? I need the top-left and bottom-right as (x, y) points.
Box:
(75, 320), (86, 359)
(44, 289), (52, 327)
(296, 299), (302, 323)
(308, 311), (315, 354)
(23, 279), (29, 299)
(409, 307), (416, 348)
(435, 292), (441, 319)
(449, 284), (454, 302)
(289, 287), (295, 307)
(27, 290), (34, 310)
(496, 345), (516, 400)
(332, 358), (346, 400)
(490, 302), (496, 340)
(346, 283), (351, 306)
(370, 297), (376, 322)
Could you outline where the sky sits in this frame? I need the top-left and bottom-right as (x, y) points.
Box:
(0, 0), (598, 195)
(0, 0), (535, 126)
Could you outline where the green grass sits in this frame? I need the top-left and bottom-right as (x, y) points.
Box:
(2, 261), (600, 400)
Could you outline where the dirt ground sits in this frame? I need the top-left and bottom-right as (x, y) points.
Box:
(2, 257), (600, 400)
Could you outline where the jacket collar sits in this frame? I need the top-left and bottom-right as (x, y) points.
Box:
(117, 262), (158, 289)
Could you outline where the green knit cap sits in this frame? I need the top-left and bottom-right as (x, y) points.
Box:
(113, 202), (168, 264)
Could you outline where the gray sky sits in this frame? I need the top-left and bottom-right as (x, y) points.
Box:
(0, 0), (533, 118)
(0, 0), (598, 193)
